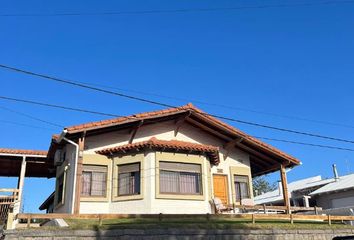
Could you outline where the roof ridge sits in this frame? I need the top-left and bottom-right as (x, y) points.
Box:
(65, 103), (193, 132)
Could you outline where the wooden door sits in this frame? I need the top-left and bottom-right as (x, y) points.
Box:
(213, 175), (228, 205)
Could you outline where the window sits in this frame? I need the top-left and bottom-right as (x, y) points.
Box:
(159, 161), (202, 195)
(81, 165), (107, 197)
(118, 163), (140, 196)
(234, 175), (250, 201)
(56, 173), (65, 205)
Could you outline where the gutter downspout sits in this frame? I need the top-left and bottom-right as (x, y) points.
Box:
(56, 129), (79, 214)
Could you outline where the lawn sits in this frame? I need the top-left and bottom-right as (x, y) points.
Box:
(63, 217), (354, 230)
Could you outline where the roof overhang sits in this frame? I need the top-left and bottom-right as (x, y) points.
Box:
(49, 104), (301, 177)
(96, 137), (220, 165)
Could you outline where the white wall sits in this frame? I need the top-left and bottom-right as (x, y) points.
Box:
(54, 144), (76, 213)
(315, 190), (354, 209)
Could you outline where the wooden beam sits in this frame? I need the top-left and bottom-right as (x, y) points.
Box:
(186, 118), (231, 142)
(223, 138), (243, 160)
(236, 143), (279, 165)
(174, 111), (191, 137)
(129, 120), (144, 144)
(280, 164), (290, 214)
(252, 164), (283, 177)
(74, 133), (85, 214)
(249, 155), (270, 168)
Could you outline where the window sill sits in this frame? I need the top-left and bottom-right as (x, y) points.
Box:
(156, 193), (205, 201)
(80, 196), (109, 202)
(112, 194), (143, 202)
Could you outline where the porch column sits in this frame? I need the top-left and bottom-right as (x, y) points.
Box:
(15, 156), (26, 213)
(9, 156), (27, 229)
(280, 164), (290, 214)
(303, 196), (311, 208)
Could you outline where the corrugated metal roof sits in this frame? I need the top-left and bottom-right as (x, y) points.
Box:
(254, 175), (334, 205)
(310, 173), (354, 196)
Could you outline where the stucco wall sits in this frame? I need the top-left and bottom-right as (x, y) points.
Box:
(54, 144), (76, 214)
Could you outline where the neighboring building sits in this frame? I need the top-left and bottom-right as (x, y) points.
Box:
(254, 176), (333, 207)
(255, 168), (354, 209)
(310, 173), (354, 209)
(37, 104), (300, 214)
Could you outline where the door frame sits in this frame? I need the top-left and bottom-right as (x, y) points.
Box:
(212, 173), (230, 205)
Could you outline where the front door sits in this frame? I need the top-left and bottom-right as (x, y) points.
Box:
(213, 175), (228, 205)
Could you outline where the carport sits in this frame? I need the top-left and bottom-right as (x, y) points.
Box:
(0, 148), (55, 229)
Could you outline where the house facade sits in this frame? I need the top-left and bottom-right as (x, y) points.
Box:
(43, 104), (300, 214)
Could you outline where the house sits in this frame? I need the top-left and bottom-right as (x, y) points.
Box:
(255, 165), (354, 210)
(14, 103), (297, 215)
(254, 175), (333, 207)
(310, 173), (354, 209)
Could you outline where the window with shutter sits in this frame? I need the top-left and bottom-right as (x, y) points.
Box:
(81, 165), (107, 197)
(117, 163), (141, 196)
(159, 161), (202, 195)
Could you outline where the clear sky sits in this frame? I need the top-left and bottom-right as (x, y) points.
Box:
(1, 0), (354, 213)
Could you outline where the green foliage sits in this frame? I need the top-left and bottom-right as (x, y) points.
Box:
(252, 176), (277, 196)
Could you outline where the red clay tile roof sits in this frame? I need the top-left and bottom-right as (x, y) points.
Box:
(66, 104), (195, 133)
(96, 137), (220, 164)
(63, 103), (300, 167)
(188, 106), (301, 165)
(0, 148), (47, 156)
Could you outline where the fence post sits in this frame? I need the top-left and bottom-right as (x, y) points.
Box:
(290, 214), (294, 224)
(98, 214), (103, 226)
(263, 204), (266, 214)
(328, 215), (331, 226)
(27, 215), (31, 228)
(314, 206), (318, 215)
(252, 214), (255, 224)
(159, 213), (163, 222)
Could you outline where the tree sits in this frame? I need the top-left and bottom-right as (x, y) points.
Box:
(252, 176), (277, 196)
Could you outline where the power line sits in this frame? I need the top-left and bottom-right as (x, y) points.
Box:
(255, 136), (354, 152)
(1, 64), (354, 145)
(1, 110), (353, 153)
(0, 65), (174, 108)
(70, 80), (354, 130)
(0, 0), (353, 17)
(0, 96), (122, 118)
(0, 119), (56, 131)
(0, 105), (63, 128)
(0, 96), (353, 153)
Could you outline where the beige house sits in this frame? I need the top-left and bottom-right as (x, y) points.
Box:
(41, 103), (300, 214)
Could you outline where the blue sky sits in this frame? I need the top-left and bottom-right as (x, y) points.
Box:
(1, 0), (354, 212)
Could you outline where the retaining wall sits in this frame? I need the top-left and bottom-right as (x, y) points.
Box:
(4, 228), (354, 240)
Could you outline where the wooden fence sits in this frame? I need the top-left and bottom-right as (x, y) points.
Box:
(16, 213), (354, 229)
(0, 189), (19, 224)
(231, 204), (321, 213)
